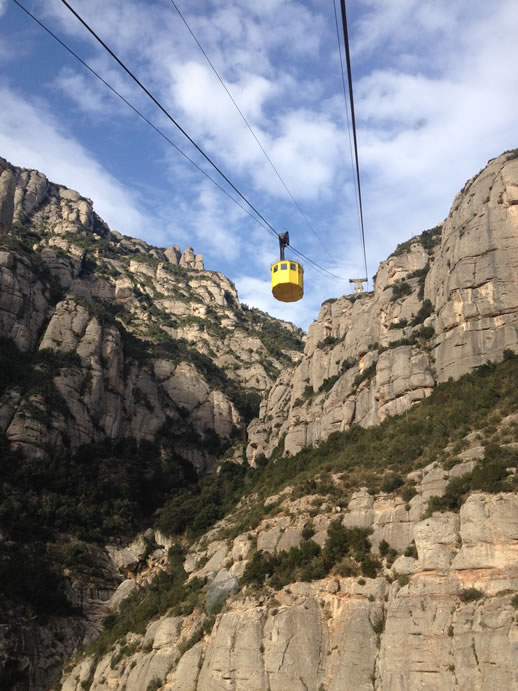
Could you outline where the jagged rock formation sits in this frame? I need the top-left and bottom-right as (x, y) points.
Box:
(3, 152), (518, 691)
(247, 151), (518, 459)
(0, 156), (303, 469)
(60, 438), (518, 690)
(0, 157), (303, 689)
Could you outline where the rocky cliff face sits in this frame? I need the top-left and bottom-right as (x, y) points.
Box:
(247, 151), (518, 460)
(0, 156), (303, 689)
(60, 445), (518, 691)
(0, 156), (303, 470)
(3, 152), (518, 691)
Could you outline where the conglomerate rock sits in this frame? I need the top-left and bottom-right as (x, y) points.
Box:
(0, 157), (303, 465)
(3, 151), (518, 690)
(247, 152), (518, 460)
(60, 471), (518, 691)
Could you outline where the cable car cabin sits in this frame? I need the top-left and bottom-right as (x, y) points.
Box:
(271, 260), (304, 302)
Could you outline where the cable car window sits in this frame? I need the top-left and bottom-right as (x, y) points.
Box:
(273, 265), (278, 272)
(281, 263), (287, 270)
(298, 266), (302, 273)
(290, 263), (296, 270)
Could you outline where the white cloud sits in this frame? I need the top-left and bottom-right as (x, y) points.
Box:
(41, 0), (339, 207)
(233, 274), (321, 330)
(260, 111), (345, 200)
(170, 60), (275, 140)
(54, 68), (115, 115)
(345, 0), (518, 267)
(6, 0), (518, 331)
(189, 183), (243, 263)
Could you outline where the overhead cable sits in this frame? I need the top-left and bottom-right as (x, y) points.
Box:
(289, 245), (350, 282)
(332, 0), (361, 232)
(16, 0), (350, 283)
(58, 0), (350, 282)
(59, 0), (282, 241)
(338, 0), (369, 283)
(12, 0), (277, 240)
(168, 0), (332, 259)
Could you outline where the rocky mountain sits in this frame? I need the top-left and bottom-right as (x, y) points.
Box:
(63, 469), (518, 691)
(0, 156), (304, 471)
(0, 156), (303, 689)
(247, 150), (518, 460)
(1, 151), (518, 691)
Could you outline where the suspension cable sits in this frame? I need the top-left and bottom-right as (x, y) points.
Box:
(12, 0), (277, 240)
(338, 0), (369, 282)
(59, 0), (283, 241)
(332, 0), (361, 235)
(16, 0), (351, 283)
(168, 0), (332, 259)
(58, 0), (350, 282)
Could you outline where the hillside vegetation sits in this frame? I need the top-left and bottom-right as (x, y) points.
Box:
(4, 351), (517, 645)
(2, 152), (518, 690)
(44, 351), (518, 674)
(159, 350), (518, 539)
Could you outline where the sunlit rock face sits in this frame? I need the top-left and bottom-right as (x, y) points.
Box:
(60, 472), (518, 691)
(0, 155), (306, 689)
(247, 152), (518, 460)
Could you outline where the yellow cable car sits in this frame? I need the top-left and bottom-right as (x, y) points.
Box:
(271, 232), (304, 302)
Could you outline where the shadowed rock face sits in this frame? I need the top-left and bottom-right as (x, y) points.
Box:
(247, 151), (518, 460)
(0, 157), (305, 689)
(0, 157), (303, 468)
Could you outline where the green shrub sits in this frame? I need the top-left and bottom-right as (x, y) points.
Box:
(427, 444), (515, 515)
(378, 539), (390, 557)
(389, 318), (408, 329)
(381, 473), (404, 493)
(301, 522), (315, 540)
(241, 539), (324, 590)
(322, 520), (377, 576)
(400, 483), (417, 502)
(404, 541), (418, 559)
(459, 588), (483, 602)
(427, 474), (471, 514)
(353, 363), (377, 388)
(319, 375), (340, 393)
(319, 335), (342, 347)
(408, 264), (430, 281)
(241, 550), (274, 586)
(241, 520), (380, 588)
(390, 225), (442, 258)
(372, 615), (385, 634)
(410, 300), (434, 326)
(87, 546), (205, 658)
(416, 325), (435, 340)
(340, 359), (355, 374)
(470, 460), (509, 492)
(391, 281), (413, 301)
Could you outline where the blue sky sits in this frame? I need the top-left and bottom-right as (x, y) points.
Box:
(1, 0), (518, 330)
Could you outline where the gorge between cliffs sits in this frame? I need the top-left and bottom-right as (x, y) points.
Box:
(1, 150), (518, 690)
